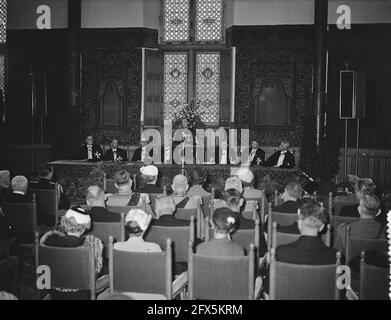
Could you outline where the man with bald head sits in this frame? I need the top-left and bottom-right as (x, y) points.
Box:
(86, 185), (120, 222)
(150, 196), (189, 227)
(265, 140), (295, 168)
(171, 174), (200, 209)
(5, 175), (33, 203)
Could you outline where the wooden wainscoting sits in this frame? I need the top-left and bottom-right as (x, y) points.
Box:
(337, 148), (391, 187)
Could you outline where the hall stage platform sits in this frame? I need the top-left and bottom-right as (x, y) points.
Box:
(48, 160), (304, 204)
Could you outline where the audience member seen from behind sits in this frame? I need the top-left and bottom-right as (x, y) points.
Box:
(106, 170), (135, 207)
(134, 165), (161, 194)
(274, 182), (303, 214)
(335, 194), (386, 251)
(187, 167), (210, 197)
(5, 176), (32, 203)
(171, 174), (201, 209)
(40, 207), (104, 300)
(86, 185), (120, 222)
(235, 167), (262, 213)
(196, 207), (244, 257)
(151, 196), (189, 227)
(275, 202), (337, 265)
(339, 178), (377, 218)
(114, 209), (161, 253)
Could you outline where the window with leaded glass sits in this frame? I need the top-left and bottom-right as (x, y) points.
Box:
(163, 52), (188, 122)
(0, 0), (6, 44)
(195, 0), (224, 42)
(162, 0), (191, 42)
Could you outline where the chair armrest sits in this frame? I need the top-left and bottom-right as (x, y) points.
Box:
(172, 271), (188, 298)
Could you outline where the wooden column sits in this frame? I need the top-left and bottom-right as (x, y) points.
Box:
(313, 0), (328, 150)
(66, 0), (81, 156)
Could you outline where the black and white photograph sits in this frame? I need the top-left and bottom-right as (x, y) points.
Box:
(0, 0), (390, 306)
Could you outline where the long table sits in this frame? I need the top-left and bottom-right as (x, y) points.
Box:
(49, 160), (304, 204)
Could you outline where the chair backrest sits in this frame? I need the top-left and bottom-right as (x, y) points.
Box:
(31, 187), (59, 227)
(359, 252), (389, 300)
(242, 200), (259, 221)
(107, 206), (137, 214)
(91, 214), (125, 258)
(175, 200), (202, 237)
(269, 249), (341, 300)
(1, 196), (37, 241)
(109, 237), (172, 299)
(272, 222), (332, 249)
(144, 217), (195, 262)
(204, 217), (261, 256)
(332, 199), (357, 216)
(188, 242), (255, 300)
(345, 225), (388, 262)
(37, 241), (96, 299)
(331, 215), (359, 230)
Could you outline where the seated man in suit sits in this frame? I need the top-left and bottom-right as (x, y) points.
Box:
(276, 201), (337, 265)
(29, 164), (70, 210)
(0, 170), (11, 202)
(274, 182), (303, 213)
(264, 140), (295, 169)
(78, 135), (103, 162)
(131, 137), (150, 162)
(103, 138), (128, 162)
(196, 207), (244, 257)
(246, 140), (265, 166)
(106, 170), (137, 207)
(187, 167), (210, 197)
(150, 196), (189, 227)
(4, 176), (33, 203)
(339, 178), (376, 218)
(86, 185), (120, 222)
(133, 165), (161, 194)
(334, 194), (386, 252)
(170, 174), (200, 210)
(114, 209), (161, 252)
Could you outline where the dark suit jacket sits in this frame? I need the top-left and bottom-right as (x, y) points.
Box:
(0, 210), (11, 241)
(134, 184), (162, 194)
(150, 214), (190, 227)
(30, 178), (70, 211)
(265, 150), (295, 168)
(3, 192), (33, 203)
(276, 235), (337, 265)
(249, 147), (265, 166)
(89, 207), (121, 223)
(273, 200), (300, 213)
(78, 144), (103, 162)
(103, 148), (128, 162)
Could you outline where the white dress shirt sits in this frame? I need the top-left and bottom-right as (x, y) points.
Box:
(112, 149), (117, 161)
(275, 151), (287, 167)
(87, 145), (93, 160)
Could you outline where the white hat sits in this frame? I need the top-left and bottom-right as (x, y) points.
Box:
(65, 207), (91, 225)
(140, 165), (158, 176)
(125, 209), (151, 231)
(224, 177), (243, 193)
(235, 167), (254, 184)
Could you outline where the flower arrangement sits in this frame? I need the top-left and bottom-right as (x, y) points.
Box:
(172, 98), (206, 131)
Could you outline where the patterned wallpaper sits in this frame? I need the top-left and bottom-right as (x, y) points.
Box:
(228, 25), (315, 148)
(81, 28), (157, 146)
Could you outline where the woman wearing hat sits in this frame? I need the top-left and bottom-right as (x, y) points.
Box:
(40, 207), (104, 299)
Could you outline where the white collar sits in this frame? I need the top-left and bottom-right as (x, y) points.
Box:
(13, 191), (26, 195)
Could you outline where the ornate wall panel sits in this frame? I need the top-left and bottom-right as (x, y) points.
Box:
(195, 51), (220, 125)
(82, 29), (157, 146)
(229, 26), (314, 148)
(163, 52), (188, 122)
(162, 0), (190, 42)
(0, 0), (7, 43)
